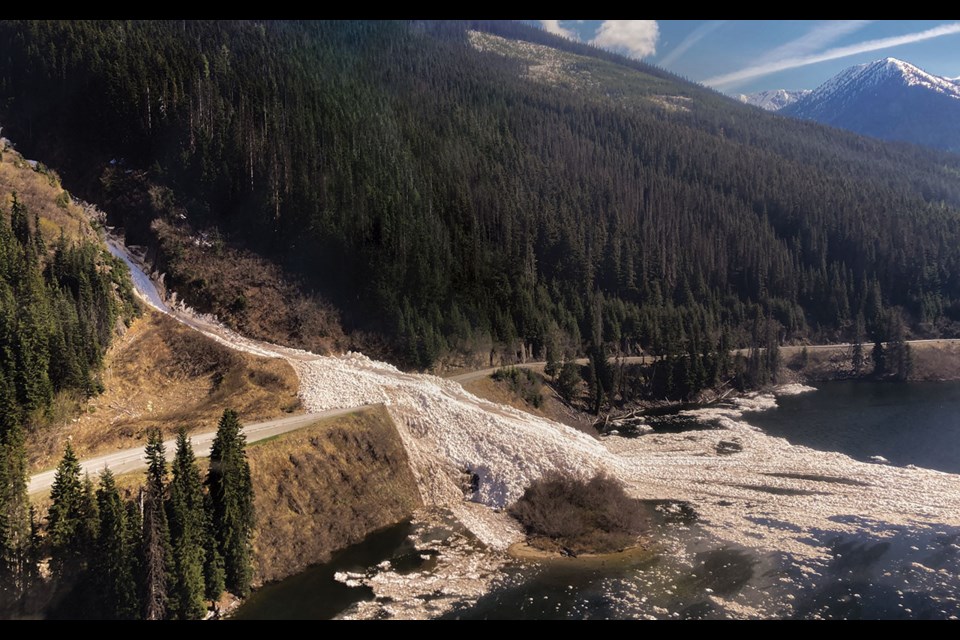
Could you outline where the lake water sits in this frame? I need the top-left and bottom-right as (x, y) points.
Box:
(232, 522), (417, 620)
(746, 381), (960, 474)
(233, 381), (960, 620)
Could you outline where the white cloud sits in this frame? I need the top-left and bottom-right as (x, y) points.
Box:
(660, 20), (726, 68)
(705, 21), (960, 89)
(540, 20), (576, 40)
(590, 20), (660, 59)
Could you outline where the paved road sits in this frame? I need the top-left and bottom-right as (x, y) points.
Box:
(448, 339), (960, 384)
(28, 406), (372, 495)
(447, 356), (653, 384)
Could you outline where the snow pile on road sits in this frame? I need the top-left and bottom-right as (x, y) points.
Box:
(296, 350), (960, 560)
(294, 350), (613, 539)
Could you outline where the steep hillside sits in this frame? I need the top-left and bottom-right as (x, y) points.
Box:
(0, 140), (96, 244)
(0, 137), (140, 422)
(0, 135), (141, 614)
(3, 21), (960, 377)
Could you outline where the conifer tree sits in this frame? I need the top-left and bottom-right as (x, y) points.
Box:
(871, 341), (886, 377)
(202, 505), (225, 608)
(0, 420), (31, 610)
(95, 469), (138, 619)
(207, 409), (254, 597)
(167, 428), (208, 619)
(47, 441), (84, 579)
(124, 500), (143, 604)
(79, 473), (100, 550)
(555, 360), (581, 404)
(141, 430), (172, 620)
(851, 312), (866, 375)
(0, 369), (18, 436)
(31, 211), (44, 258)
(765, 317), (781, 385)
(9, 194), (29, 250)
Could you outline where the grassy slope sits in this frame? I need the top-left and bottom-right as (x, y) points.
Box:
(153, 219), (351, 357)
(0, 142), (303, 471)
(782, 341), (960, 382)
(462, 371), (596, 435)
(0, 140), (94, 244)
(29, 310), (302, 472)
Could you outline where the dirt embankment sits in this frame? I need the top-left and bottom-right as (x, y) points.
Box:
(247, 406), (423, 585)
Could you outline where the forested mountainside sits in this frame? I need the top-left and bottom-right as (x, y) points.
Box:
(3, 20), (960, 372)
(0, 141), (138, 609)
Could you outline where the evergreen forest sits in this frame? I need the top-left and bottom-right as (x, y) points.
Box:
(2, 19), (959, 376)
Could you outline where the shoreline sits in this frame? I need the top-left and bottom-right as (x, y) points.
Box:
(507, 540), (658, 566)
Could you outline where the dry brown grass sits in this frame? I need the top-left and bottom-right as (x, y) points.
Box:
(782, 346), (857, 381)
(0, 143), (95, 244)
(28, 310), (302, 472)
(782, 341), (960, 382)
(905, 341), (960, 380)
(247, 406), (422, 585)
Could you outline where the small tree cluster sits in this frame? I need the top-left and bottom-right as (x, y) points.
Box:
(37, 409), (253, 619)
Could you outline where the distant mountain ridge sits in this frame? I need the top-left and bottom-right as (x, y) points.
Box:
(779, 58), (960, 153)
(739, 89), (811, 111)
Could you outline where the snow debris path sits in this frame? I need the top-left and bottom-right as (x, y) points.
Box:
(107, 232), (960, 560)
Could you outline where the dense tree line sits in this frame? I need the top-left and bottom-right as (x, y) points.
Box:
(0, 193), (136, 612)
(28, 409), (251, 619)
(2, 20), (960, 372)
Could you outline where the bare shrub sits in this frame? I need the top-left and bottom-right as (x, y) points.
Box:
(508, 472), (647, 554)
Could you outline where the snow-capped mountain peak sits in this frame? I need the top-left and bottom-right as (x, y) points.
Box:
(805, 57), (960, 108)
(779, 57), (960, 153)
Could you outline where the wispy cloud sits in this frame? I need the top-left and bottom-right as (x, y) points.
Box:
(539, 20), (576, 40)
(591, 20), (660, 59)
(660, 20), (726, 68)
(705, 21), (960, 89)
(756, 20), (873, 64)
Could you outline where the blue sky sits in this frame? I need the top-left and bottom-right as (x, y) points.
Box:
(537, 21), (960, 95)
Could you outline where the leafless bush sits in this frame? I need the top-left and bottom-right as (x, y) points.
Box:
(508, 472), (646, 554)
